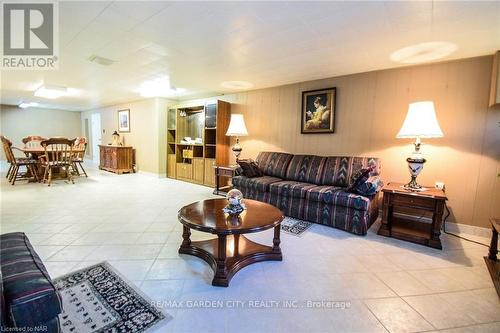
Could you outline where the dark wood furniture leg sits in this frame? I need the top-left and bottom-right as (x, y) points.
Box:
(378, 193), (392, 237)
(213, 235), (228, 286)
(273, 225), (281, 254)
(484, 219), (500, 297)
(430, 201), (445, 249)
(215, 169), (220, 195)
(179, 231), (282, 287)
(488, 226), (498, 261)
(182, 225), (191, 247)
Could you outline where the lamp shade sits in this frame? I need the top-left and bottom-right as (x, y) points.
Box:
(396, 101), (444, 138)
(226, 114), (248, 136)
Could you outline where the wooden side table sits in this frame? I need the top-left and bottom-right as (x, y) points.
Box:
(213, 165), (237, 196)
(484, 218), (500, 297)
(378, 182), (448, 249)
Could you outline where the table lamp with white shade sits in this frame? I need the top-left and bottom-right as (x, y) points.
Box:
(397, 101), (444, 191)
(226, 114), (248, 160)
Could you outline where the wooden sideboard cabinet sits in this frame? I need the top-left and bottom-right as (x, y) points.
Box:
(99, 145), (134, 174)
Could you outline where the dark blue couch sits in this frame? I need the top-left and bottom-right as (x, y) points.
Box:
(0, 232), (62, 332)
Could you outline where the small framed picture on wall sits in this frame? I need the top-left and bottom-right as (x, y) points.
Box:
(301, 87), (336, 134)
(118, 109), (130, 132)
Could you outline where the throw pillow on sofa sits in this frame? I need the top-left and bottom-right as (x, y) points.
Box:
(355, 176), (384, 196)
(237, 159), (263, 178)
(347, 168), (371, 193)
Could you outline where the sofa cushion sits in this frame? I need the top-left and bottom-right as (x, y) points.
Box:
(0, 232), (62, 329)
(269, 181), (318, 199)
(237, 159), (263, 178)
(354, 176), (384, 196)
(305, 185), (342, 202)
(232, 175), (282, 192)
(255, 152), (293, 179)
(285, 155), (326, 185)
(321, 156), (380, 187)
(347, 167), (372, 193)
(306, 186), (372, 211)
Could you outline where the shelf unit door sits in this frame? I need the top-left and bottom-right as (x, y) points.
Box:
(193, 158), (204, 184)
(167, 154), (176, 178)
(177, 163), (193, 181)
(215, 100), (231, 166)
(204, 158), (215, 187)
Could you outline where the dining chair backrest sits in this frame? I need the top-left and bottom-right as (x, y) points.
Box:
(1, 135), (15, 164)
(40, 138), (75, 166)
(74, 137), (87, 159)
(22, 135), (46, 149)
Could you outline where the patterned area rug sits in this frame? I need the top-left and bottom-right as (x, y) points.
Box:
(281, 217), (313, 236)
(54, 262), (170, 333)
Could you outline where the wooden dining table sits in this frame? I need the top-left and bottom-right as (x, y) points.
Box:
(19, 146), (86, 181)
(20, 146), (85, 155)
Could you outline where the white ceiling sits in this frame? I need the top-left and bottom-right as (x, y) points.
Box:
(1, 1), (499, 111)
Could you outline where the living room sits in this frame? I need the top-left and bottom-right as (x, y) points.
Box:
(1, 1), (499, 333)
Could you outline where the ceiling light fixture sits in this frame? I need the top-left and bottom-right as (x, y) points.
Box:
(390, 41), (457, 64)
(88, 55), (116, 66)
(221, 81), (254, 90)
(34, 85), (68, 99)
(18, 102), (40, 109)
(138, 77), (185, 97)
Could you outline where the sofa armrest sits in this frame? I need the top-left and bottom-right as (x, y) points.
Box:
(0, 233), (62, 330)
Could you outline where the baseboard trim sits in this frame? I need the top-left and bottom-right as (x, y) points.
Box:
(378, 209), (491, 239)
(138, 170), (166, 178)
(444, 221), (491, 239)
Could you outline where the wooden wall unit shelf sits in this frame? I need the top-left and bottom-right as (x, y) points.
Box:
(166, 101), (230, 187)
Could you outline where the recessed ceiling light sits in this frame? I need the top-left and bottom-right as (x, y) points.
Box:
(138, 77), (185, 97)
(88, 55), (116, 66)
(390, 42), (457, 64)
(221, 81), (254, 90)
(34, 85), (68, 99)
(18, 102), (39, 108)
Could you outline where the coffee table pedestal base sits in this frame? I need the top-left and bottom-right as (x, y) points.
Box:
(179, 230), (282, 287)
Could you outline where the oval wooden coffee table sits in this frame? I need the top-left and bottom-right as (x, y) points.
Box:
(178, 198), (284, 287)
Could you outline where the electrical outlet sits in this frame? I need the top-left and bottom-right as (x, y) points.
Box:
(435, 182), (445, 190)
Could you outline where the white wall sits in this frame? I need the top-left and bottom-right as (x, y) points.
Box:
(0, 104), (82, 159)
(80, 98), (174, 175)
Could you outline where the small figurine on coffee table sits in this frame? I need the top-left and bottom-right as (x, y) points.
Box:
(223, 189), (246, 216)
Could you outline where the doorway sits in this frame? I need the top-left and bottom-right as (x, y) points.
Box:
(91, 113), (102, 164)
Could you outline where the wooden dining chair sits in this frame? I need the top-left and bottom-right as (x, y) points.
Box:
(22, 135), (45, 154)
(40, 138), (76, 186)
(22, 135), (46, 147)
(1, 135), (39, 185)
(72, 137), (88, 177)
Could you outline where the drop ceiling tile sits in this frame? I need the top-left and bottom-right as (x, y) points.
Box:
(108, 1), (173, 22)
(1, 1), (499, 109)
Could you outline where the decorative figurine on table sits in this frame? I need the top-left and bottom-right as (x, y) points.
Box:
(111, 131), (120, 146)
(223, 189), (246, 216)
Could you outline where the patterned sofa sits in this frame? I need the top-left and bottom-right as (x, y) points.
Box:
(233, 152), (381, 235)
(0, 232), (62, 332)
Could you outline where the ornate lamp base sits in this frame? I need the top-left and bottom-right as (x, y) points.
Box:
(231, 137), (242, 160)
(404, 157), (426, 191)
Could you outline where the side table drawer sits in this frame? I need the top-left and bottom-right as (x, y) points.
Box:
(218, 168), (234, 177)
(392, 195), (435, 210)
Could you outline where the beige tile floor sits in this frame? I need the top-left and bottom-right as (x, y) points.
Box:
(1, 164), (499, 333)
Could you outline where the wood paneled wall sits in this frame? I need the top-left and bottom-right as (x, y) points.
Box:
(187, 56), (500, 228)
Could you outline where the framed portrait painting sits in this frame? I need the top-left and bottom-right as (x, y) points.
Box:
(118, 109), (130, 132)
(301, 87), (336, 134)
